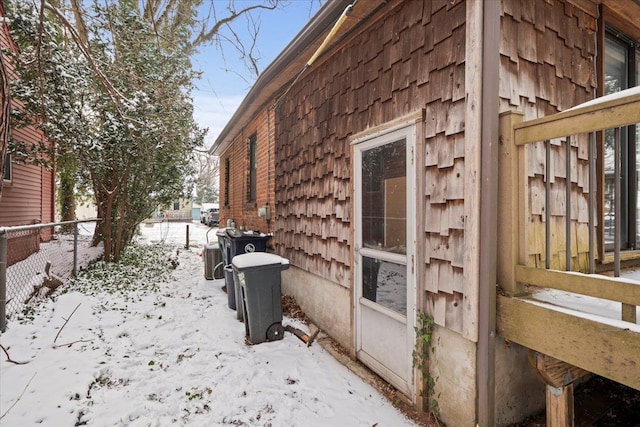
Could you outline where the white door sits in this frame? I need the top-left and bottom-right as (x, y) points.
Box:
(354, 124), (416, 398)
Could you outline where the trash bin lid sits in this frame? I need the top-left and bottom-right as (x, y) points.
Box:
(232, 252), (289, 270)
(226, 229), (270, 239)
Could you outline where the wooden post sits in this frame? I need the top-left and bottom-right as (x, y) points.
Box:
(622, 303), (637, 323)
(497, 111), (525, 295)
(546, 384), (574, 427)
(185, 224), (190, 249)
(530, 352), (590, 427)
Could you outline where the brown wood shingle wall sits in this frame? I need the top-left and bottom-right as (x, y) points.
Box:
(421, 0), (467, 333)
(274, 0), (466, 302)
(499, 0), (598, 270)
(274, 0), (601, 334)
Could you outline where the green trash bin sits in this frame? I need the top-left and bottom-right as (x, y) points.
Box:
(232, 253), (289, 344)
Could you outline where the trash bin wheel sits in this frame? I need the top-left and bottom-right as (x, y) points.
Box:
(266, 323), (285, 341)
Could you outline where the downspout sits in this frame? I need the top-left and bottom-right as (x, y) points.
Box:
(271, 1), (356, 110)
(266, 106), (272, 230)
(477, 0), (500, 426)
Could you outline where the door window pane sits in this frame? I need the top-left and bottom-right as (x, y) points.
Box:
(362, 256), (406, 314)
(361, 139), (406, 253)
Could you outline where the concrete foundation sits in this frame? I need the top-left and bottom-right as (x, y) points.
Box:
(431, 328), (545, 426)
(281, 265), (353, 352)
(495, 339), (545, 426)
(431, 326), (478, 427)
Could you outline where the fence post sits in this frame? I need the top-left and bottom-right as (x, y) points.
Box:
(0, 229), (7, 332)
(73, 220), (79, 277)
(185, 224), (190, 250)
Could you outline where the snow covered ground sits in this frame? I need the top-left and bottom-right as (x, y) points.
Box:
(0, 221), (417, 426)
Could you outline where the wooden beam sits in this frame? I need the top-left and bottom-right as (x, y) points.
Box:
(602, 2), (640, 42)
(497, 295), (640, 390)
(463, 0), (483, 342)
(528, 351), (591, 427)
(530, 352), (591, 388)
(515, 265), (640, 307)
(513, 90), (640, 145)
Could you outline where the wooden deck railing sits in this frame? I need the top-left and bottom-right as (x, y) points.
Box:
(496, 87), (640, 393)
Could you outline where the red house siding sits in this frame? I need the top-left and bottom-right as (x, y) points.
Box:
(219, 107), (275, 234)
(0, 3), (56, 265)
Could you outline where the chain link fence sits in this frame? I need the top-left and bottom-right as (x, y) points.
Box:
(0, 219), (103, 332)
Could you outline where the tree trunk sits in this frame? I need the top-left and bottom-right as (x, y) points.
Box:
(113, 162), (130, 261)
(58, 153), (77, 232)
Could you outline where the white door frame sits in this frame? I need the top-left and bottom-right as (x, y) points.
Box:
(352, 119), (417, 399)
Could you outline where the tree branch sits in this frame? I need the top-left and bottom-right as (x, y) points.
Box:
(41, 1), (130, 111)
(192, 3), (278, 48)
(53, 303), (81, 344)
(0, 343), (30, 365)
(0, 372), (37, 421)
(52, 339), (94, 349)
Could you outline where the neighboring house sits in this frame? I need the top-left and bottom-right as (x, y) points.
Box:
(211, 1), (640, 426)
(74, 198), (98, 221)
(0, 2), (55, 266)
(155, 198), (193, 221)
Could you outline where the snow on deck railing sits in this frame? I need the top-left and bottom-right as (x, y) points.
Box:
(498, 88), (640, 325)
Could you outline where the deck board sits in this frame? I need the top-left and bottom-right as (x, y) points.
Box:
(497, 295), (640, 391)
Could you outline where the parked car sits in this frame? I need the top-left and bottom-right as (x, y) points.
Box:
(200, 208), (215, 224)
(205, 208), (220, 227)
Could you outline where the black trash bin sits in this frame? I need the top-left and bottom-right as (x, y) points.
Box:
(226, 229), (270, 315)
(218, 228), (271, 312)
(226, 229), (270, 258)
(232, 253), (289, 344)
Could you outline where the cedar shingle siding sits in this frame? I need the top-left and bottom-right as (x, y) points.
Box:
(500, 0), (597, 271)
(274, 1), (465, 292)
(274, 0), (599, 333)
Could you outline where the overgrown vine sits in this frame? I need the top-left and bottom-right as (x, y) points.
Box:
(413, 311), (440, 418)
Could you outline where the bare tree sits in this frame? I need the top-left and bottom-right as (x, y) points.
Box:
(194, 151), (220, 205)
